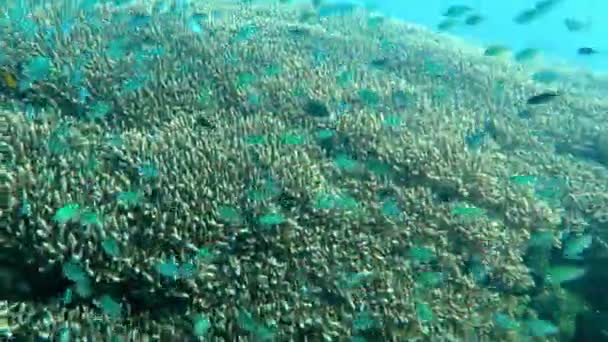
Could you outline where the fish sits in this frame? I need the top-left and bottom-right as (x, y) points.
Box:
(304, 99), (330, 117)
(484, 45), (510, 57)
(526, 91), (559, 105)
(465, 130), (487, 149)
(1, 71), (17, 89)
(514, 0), (562, 24)
(494, 313), (520, 331)
(437, 18), (459, 31)
(23, 56), (51, 82)
(532, 69), (562, 83)
(514, 9), (539, 24)
(524, 319), (559, 337)
(514, 48), (541, 62)
(128, 14), (151, 29)
(287, 26), (310, 36)
(442, 5), (472, 18)
(534, 0), (562, 13)
(464, 14), (484, 26)
(518, 109), (533, 119)
(564, 18), (590, 32)
(527, 230), (554, 248)
(369, 57), (390, 68)
(367, 15), (385, 28)
(563, 234), (592, 260)
(578, 47), (598, 55)
(545, 265), (586, 285)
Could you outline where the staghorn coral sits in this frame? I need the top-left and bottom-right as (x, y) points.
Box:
(1, 0), (608, 341)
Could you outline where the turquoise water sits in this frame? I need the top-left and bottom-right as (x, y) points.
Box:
(374, 0), (608, 72)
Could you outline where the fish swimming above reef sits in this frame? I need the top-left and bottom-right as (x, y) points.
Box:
(526, 91), (559, 105)
(514, 8), (539, 24)
(442, 5), (473, 18)
(514, 0), (562, 24)
(563, 234), (592, 260)
(464, 14), (484, 26)
(484, 45), (510, 57)
(514, 48), (541, 63)
(564, 17), (590, 32)
(577, 47), (599, 55)
(535, 0), (563, 12)
(437, 18), (459, 31)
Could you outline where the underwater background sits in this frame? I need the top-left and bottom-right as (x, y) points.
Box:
(1, 0), (608, 341)
(374, 0), (608, 72)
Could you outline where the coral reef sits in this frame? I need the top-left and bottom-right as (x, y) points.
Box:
(1, 0), (608, 340)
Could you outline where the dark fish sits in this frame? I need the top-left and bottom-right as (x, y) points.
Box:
(578, 47), (598, 55)
(518, 109), (533, 119)
(465, 130), (487, 149)
(484, 45), (510, 57)
(287, 27), (310, 36)
(535, 0), (562, 13)
(526, 92), (559, 105)
(514, 9), (539, 24)
(190, 13), (208, 23)
(194, 115), (215, 129)
(304, 99), (330, 117)
(515, 0), (561, 24)
(129, 14), (151, 28)
(317, 288), (347, 306)
(483, 118), (498, 140)
(443, 5), (472, 17)
(370, 57), (390, 68)
(275, 191), (298, 210)
(464, 14), (484, 26)
(391, 90), (412, 108)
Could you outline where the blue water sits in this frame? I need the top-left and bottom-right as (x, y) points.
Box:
(373, 0), (608, 72)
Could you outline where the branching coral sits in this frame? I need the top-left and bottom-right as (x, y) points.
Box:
(1, 0), (607, 341)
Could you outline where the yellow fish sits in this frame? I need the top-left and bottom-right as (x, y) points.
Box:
(1, 71), (17, 89)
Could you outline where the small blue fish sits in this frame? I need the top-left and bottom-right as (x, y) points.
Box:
(578, 47), (599, 55)
(23, 56), (52, 82)
(546, 265), (586, 285)
(562, 234), (592, 260)
(527, 91), (559, 105)
(465, 130), (487, 150)
(19, 198), (31, 217)
(61, 20), (74, 35)
(129, 14), (151, 29)
(188, 18), (203, 33)
(153, 0), (171, 14)
(234, 25), (258, 41)
(78, 87), (90, 104)
(24, 104), (37, 121)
